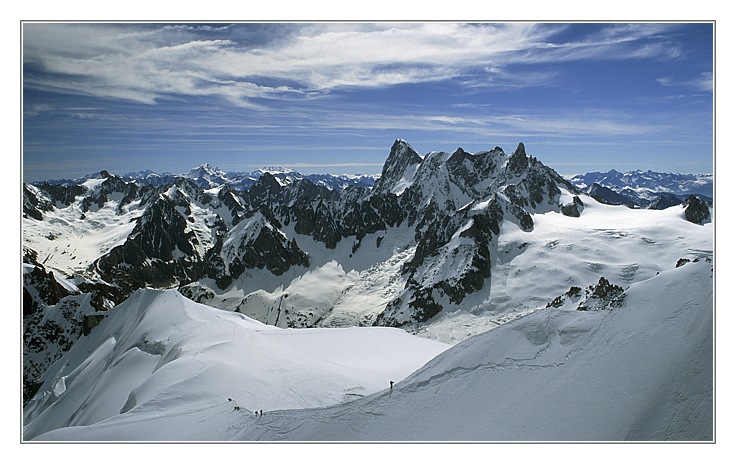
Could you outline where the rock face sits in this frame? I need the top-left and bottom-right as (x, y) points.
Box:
(29, 141), (715, 344)
(22, 140), (592, 331)
(372, 141), (578, 328)
(23, 139), (716, 403)
(371, 139), (424, 195)
(561, 195), (585, 217)
(22, 249), (101, 405)
(577, 277), (625, 311)
(203, 209), (310, 290)
(683, 195), (711, 225)
(545, 276), (625, 312)
(23, 248), (75, 314)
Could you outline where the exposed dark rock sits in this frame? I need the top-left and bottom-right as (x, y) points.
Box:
(94, 193), (204, 291)
(76, 281), (127, 311)
(577, 277), (625, 311)
(507, 142), (529, 176)
(408, 287), (444, 323)
(372, 139), (423, 194)
(561, 196), (584, 217)
(567, 286), (582, 298)
(218, 184), (246, 223)
(683, 195), (711, 225)
(203, 211), (310, 290)
(648, 192), (684, 210)
(22, 290), (99, 405)
(587, 183), (631, 206)
(23, 185), (49, 220)
(547, 286), (583, 308)
(23, 261), (76, 310)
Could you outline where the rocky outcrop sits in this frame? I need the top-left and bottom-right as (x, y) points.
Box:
(507, 142), (530, 177)
(577, 277), (625, 311)
(371, 139), (423, 194)
(95, 197), (197, 289)
(561, 196), (585, 217)
(546, 276), (625, 312)
(23, 185), (52, 220)
(23, 249), (77, 315)
(683, 195), (711, 225)
(23, 182), (86, 220)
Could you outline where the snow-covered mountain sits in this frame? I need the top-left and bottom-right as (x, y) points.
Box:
(569, 169), (713, 209)
(22, 139), (714, 441)
(38, 165), (378, 192)
(25, 258), (712, 441)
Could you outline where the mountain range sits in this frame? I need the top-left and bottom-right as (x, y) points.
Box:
(569, 169), (712, 209)
(22, 140), (714, 440)
(35, 164), (378, 192)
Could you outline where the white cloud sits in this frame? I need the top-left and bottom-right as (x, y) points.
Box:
(23, 103), (52, 118)
(656, 71), (712, 92)
(23, 22), (697, 107)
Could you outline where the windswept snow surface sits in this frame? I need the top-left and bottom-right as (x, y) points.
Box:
(416, 193), (713, 343)
(23, 289), (449, 441)
(28, 259), (711, 441)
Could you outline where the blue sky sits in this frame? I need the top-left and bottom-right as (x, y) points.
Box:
(22, 22), (714, 182)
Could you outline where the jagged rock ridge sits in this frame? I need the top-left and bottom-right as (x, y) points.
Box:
(22, 140), (714, 403)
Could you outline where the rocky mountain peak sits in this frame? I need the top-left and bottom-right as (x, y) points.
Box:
(513, 142), (527, 157)
(507, 142), (529, 175)
(372, 139), (424, 194)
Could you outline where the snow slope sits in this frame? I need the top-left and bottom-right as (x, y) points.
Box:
(182, 193), (712, 344)
(23, 289), (449, 441)
(28, 259), (712, 441)
(22, 189), (143, 278)
(415, 193), (713, 343)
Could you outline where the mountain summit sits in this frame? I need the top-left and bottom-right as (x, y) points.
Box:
(23, 140), (713, 408)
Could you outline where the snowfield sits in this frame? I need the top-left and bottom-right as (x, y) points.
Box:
(21, 161), (715, 444)
(25, 258), (712, 441)
(416, 195), (712, 343)
(180, 196), (713, 344)
(23, 289), (449, 441)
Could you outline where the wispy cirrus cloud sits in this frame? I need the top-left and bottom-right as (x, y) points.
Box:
(23, 22), (695, 108)
(657, 71), (712, 92)
(22, 22), (714, 181)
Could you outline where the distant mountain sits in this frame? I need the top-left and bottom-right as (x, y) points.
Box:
(22, 140), (713, 407)
(35, 165), (378, 192)
(569, 169), (712, 209)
